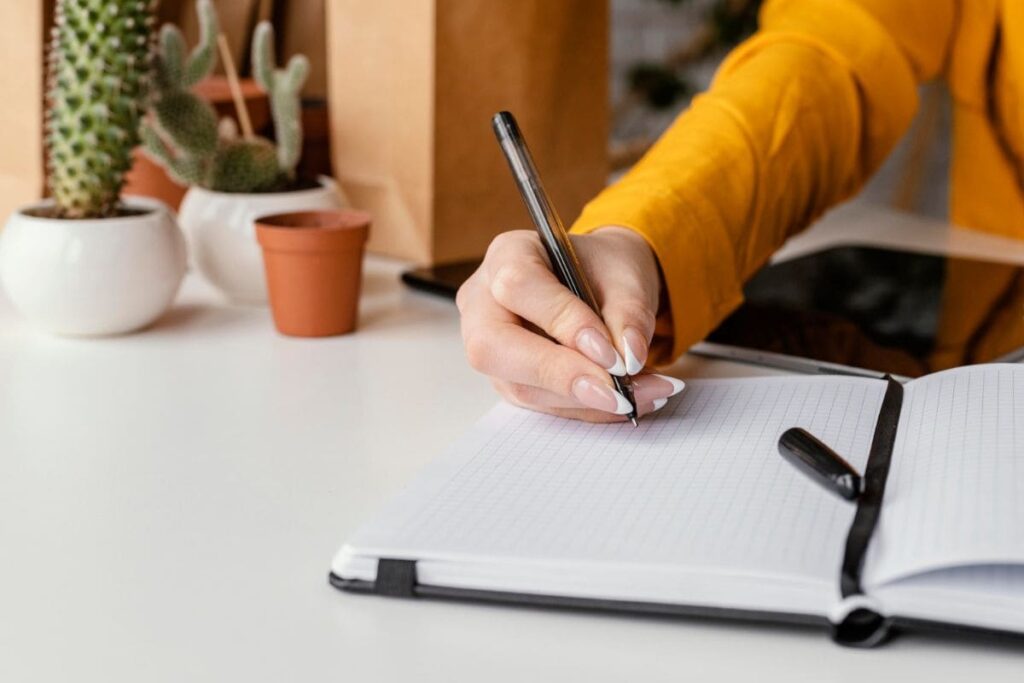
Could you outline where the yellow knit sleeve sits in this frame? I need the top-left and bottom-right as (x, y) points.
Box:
(570, 0), (955, 362)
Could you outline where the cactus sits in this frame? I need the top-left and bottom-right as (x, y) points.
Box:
(252, 22), (309, 181)
(140, 0), (224, 187)
(207, 138), (281, 193)
(46, 0), (157, 219)
(141, 2), (309, 194)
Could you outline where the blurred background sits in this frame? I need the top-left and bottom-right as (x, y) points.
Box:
(1, 0), (951, 263)
(610, 0), (951, 220)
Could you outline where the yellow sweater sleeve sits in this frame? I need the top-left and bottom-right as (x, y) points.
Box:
(570, 0), (956, 362)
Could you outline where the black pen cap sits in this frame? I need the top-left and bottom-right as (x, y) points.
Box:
(778, 428), (863, 502)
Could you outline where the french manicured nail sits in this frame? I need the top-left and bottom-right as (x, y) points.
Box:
(637, 398), (668, 417)
(576, 328), (626, 376)
(572, 376), (633, 414)
(631, 374), (686, 404)
(622, 327), (648, 375)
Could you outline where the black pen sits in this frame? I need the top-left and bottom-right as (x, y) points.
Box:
(492, 111), (640, 426)
(777, 428), (863, 501)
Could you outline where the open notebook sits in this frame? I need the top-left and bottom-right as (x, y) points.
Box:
(330, 364), (1024, 647)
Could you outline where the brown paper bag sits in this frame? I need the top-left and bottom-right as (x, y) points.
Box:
(0, 1), (46, 221)
(326, 0), (609, 264)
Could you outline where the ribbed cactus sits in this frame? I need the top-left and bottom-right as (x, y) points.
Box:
(47, 0), (157, 219)
(141, 1), (309, 194)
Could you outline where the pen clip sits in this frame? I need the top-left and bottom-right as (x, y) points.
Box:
(777, 428), (863, 502)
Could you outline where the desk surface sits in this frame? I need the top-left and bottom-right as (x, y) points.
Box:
(2, 201), (1023, 682)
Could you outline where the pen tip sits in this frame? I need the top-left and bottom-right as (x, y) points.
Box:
(629, 416), (638, 428)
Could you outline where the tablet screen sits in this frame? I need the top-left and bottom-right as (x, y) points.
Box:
(705, 246), (1024, 378)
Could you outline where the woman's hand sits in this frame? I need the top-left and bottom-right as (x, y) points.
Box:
(456, 227), (684, 422)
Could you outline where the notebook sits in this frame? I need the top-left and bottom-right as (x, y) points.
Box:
(329, 364), (1024, 647)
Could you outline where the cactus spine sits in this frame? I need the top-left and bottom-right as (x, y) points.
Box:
(141, 2), (309, 194)
(47, 0), (157, 219)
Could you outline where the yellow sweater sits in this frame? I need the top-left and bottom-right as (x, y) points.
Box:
(571, 0), (1024, 363)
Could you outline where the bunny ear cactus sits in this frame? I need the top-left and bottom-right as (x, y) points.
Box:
(150, 0), (220, 157)
(141, 4), (309, 194)
(251, 21), (309, 182)
(140, 0), (230, 187)
(46, 0), (158, 219)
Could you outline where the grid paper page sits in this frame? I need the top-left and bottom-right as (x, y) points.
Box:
(888, 564), (1024, 601)
(348, 376), (887, 584)
(865, 364), (1024, 587)
(878, 564), (1024, 633)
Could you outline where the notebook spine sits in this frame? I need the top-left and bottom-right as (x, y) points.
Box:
(831, 375), (904, 647)
(374, 558), (418, 597)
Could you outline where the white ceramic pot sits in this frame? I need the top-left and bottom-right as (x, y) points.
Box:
(0, 197), (187, 336)
(178, 176), (346, 304)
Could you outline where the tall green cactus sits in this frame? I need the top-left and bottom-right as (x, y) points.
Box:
(141, 2), (309, 194)
(47, 0), (157, 219)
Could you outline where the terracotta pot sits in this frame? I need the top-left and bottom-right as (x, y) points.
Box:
(124, 148), (188, 210)
(256, 210), (370, 337)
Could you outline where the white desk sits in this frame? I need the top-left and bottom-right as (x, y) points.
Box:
(2, 201), (1023, 681)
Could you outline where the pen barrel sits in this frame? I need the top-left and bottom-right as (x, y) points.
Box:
(778, 428), (863, 501)
(491, 112), (600, 310)
(493, 111), (637, 420)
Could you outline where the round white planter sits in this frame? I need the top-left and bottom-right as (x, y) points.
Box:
(178, 176), (346, 304)
(0, 197), (187, 336)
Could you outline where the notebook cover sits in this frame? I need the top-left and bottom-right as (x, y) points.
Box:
(328, 571), (1024, 647)
(328, 571), (827, 630)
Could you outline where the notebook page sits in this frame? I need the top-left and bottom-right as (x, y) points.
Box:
(343, 376), (886, 588)
(864, 364), (1024, 587)
(876, 564), (1024, 633)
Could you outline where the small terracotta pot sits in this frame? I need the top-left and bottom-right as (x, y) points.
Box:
(124, 148), (188, 209)
(255, 210), (371, 337)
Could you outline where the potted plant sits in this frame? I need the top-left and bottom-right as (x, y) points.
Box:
(0, 0), (186, 336)
(123, 0), (271, 210)
(141, 0), (345, 305)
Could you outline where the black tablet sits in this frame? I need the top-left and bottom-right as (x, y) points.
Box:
(402, 260), (480, 298)
(702, 245), (1024, 378)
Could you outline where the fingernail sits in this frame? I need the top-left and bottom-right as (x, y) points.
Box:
(654, 374), (686, 396)
(576, 328), (626, 376)
(630, 374), (686, 404)
(572, 376), (633, 414)
(637, 398), (668, 417)
(622, 327), (648, 375)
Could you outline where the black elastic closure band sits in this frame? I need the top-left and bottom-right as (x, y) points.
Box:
(832, 375), (903, 647)
(374, 559), (418, 598)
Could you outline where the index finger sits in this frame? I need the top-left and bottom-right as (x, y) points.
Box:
(484, 233), (626, 376)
